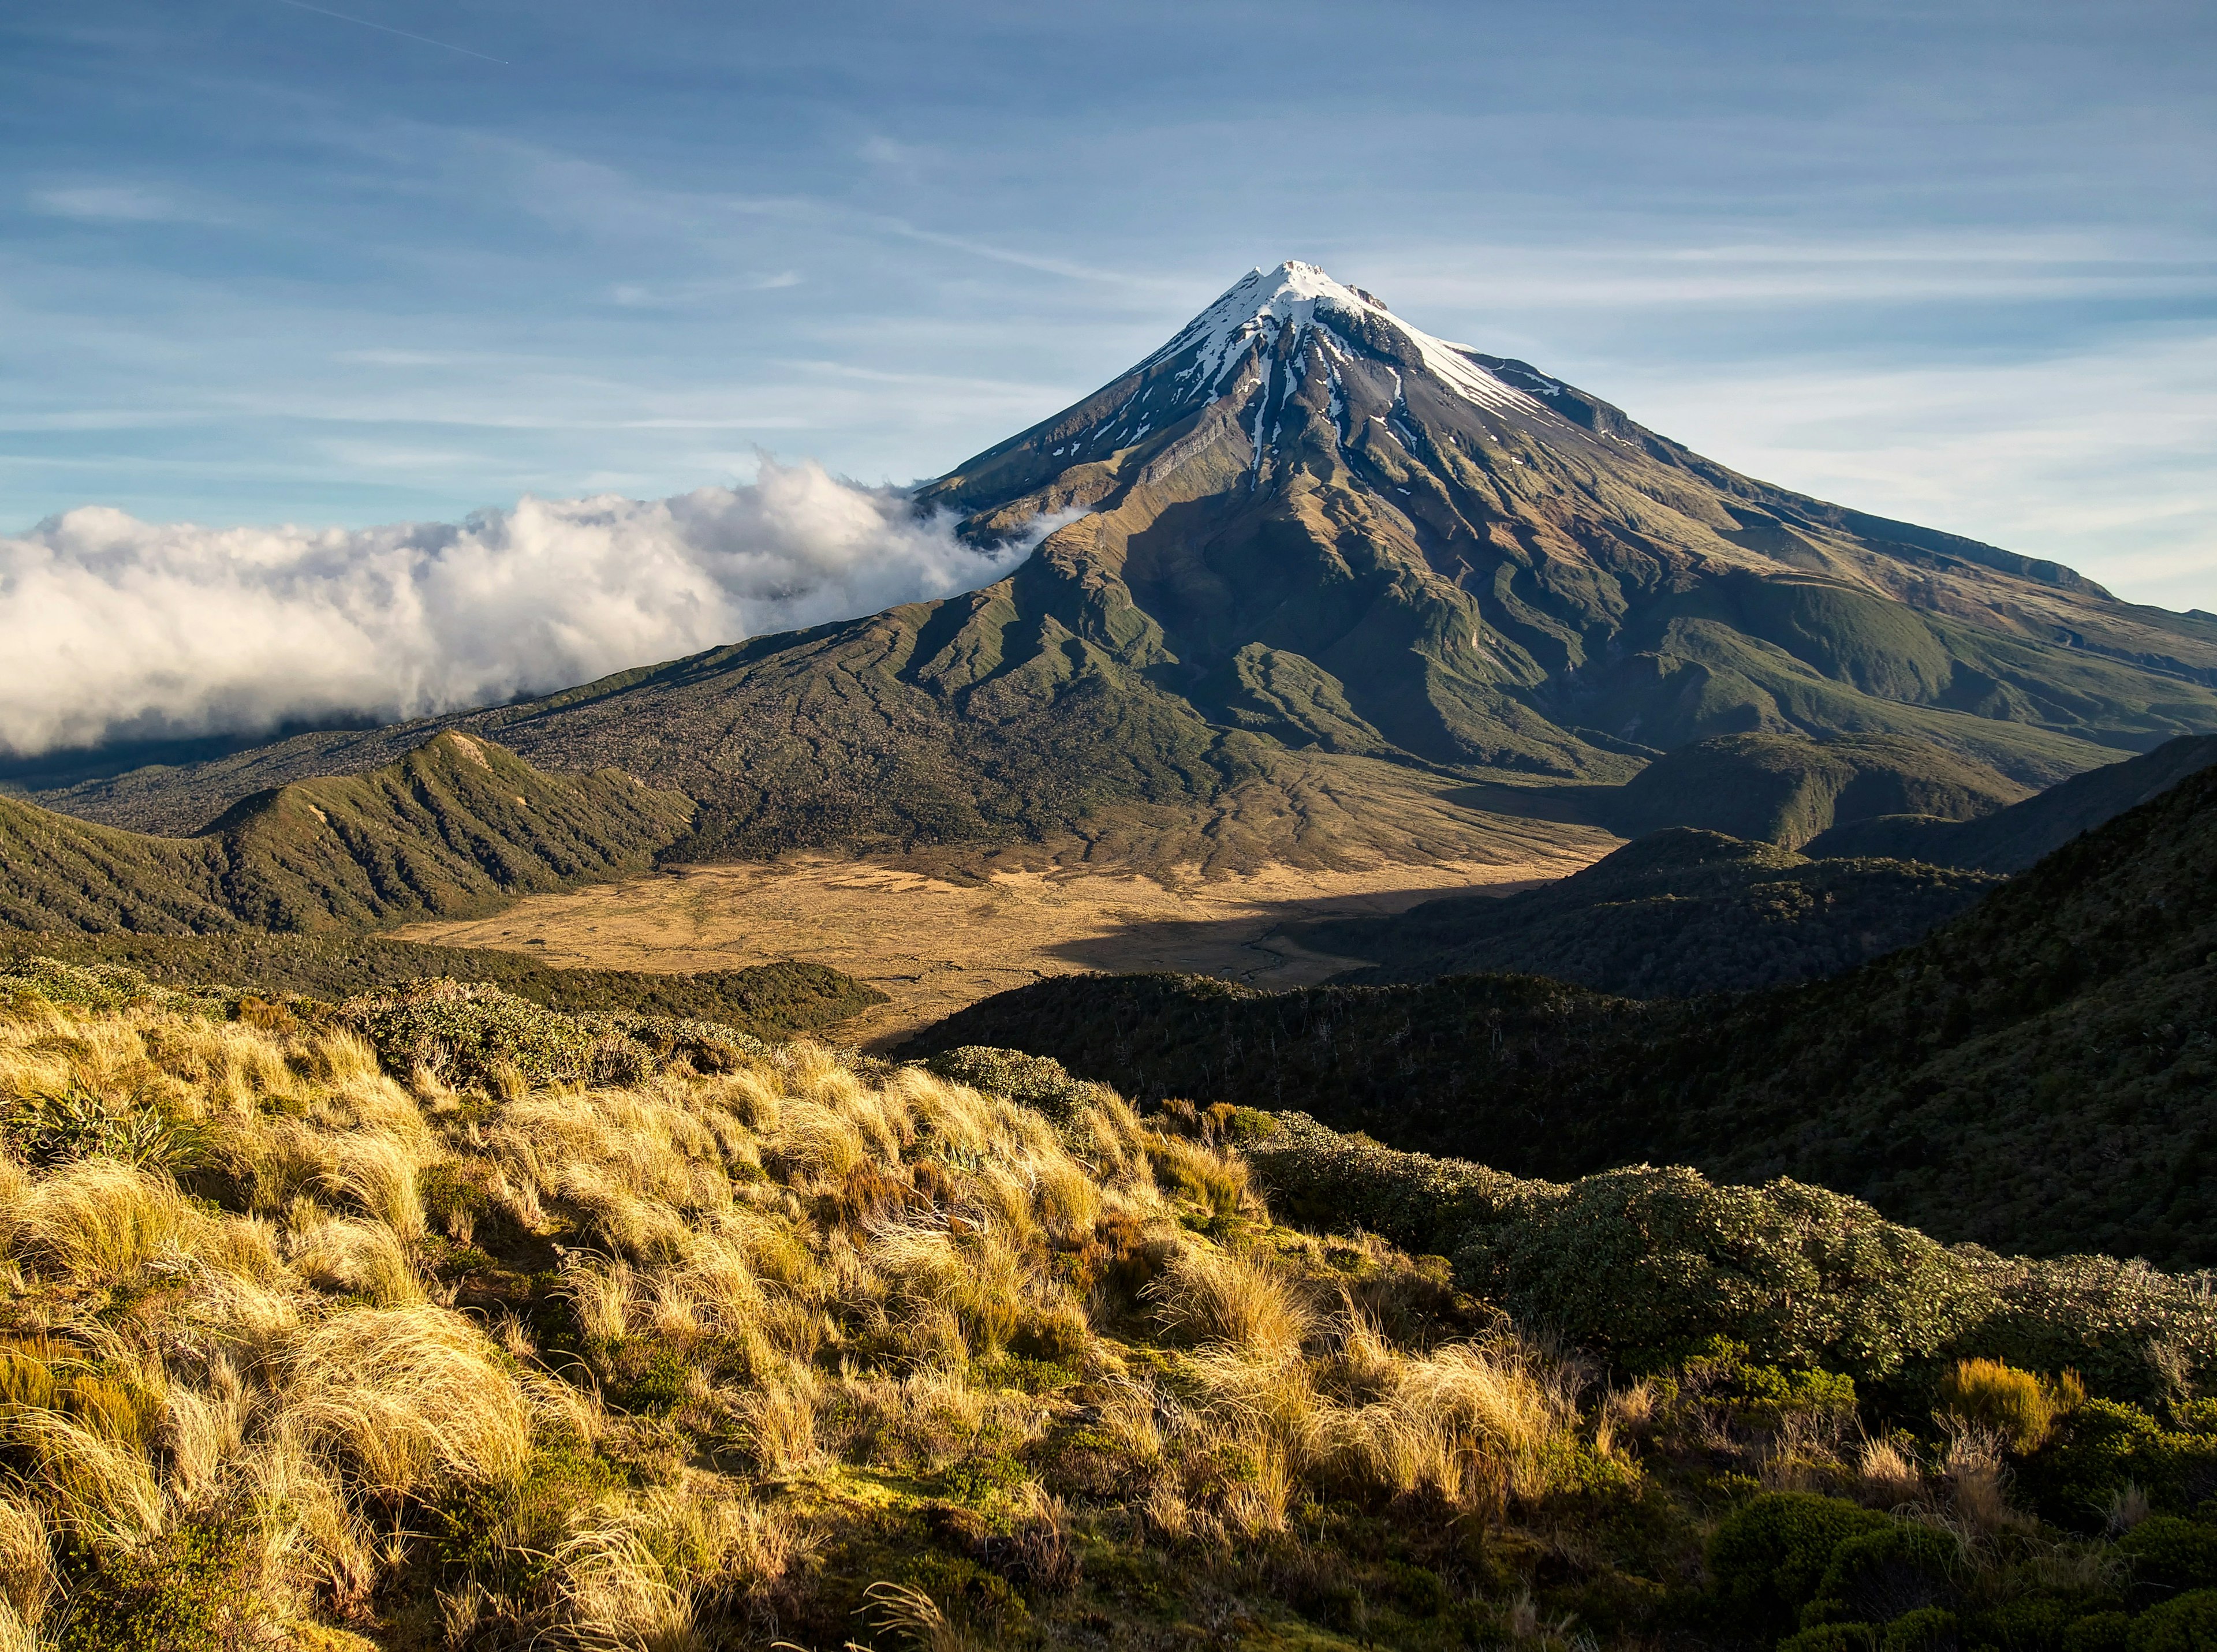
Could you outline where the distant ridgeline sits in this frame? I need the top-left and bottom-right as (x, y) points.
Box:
(1308, 733), (2217, 995)
(0, 731), (693, 935)
(905, 754), (2217, 1268)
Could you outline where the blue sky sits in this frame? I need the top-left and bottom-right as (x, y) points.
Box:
(6, 0), (2215, 606)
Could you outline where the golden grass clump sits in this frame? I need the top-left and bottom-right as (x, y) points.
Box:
(1936, 1356), (2083, 1453)
(1146, 1243), (1314, 1362)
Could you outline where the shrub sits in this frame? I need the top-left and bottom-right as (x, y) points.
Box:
(1708, 1492), (1890, 1634)
(2066, 1612), (2134, 1651)
(1780, 1626), (1879, 1651)
(343, 978), (602, 1088)
(1684, 1339), (1858, 1428)
(0, 959), (165, 1015)
(1882, 1607), (1960, 1651)
(1958, 1255), (2217, 1405)
(2129, 1589), (2217, 1651)
(2025, 1401), (2217, 1527)
(919, 1047), (1111, 1126)
(2121, 1516), (2217, 1594)
(53, 1522), (266, 1652)
(1242, 1112), (1557, 1255)
(1458, 1166), (1988, 1378)
(1936, 1358), (2069, 1452)
(1804, 1523), (1962, 1630)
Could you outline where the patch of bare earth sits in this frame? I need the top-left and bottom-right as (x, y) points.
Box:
(393, 846), (1609, 1049)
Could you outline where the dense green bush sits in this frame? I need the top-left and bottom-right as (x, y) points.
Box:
(1240, 1111), (1558, 1257)
(1457, 1165), (1988, 1378)
(1708, 1492), (1890, 1635)
(1962, 1254), (2217, 1403)
(1880, 1606), (1960, 1651)
(55, 1522), (266, 1651)
(2128, 1589), (2217, 1651)
(0, 956), (186, 1014)
(2065, 1610), (2135, 1651)
(1804, 1523), (1962, 1630)
(2022, 1402), (2217, 1528)
(1240, 1111), (2217, 1401)
(2121, 1517), (2217, 1594)
(339, 978), (768, 1091)
(920, 1046), (1116, 1125)
(1781, 1626), (1880, 1651)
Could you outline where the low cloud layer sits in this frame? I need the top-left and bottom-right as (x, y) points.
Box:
(0, 461), (1038, 758)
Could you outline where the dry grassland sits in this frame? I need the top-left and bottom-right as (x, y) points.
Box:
(394, 851), (1606, 1048)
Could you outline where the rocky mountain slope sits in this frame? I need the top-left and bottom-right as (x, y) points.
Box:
(905, 757), (2217, 1266)
(31, 262), (2217, 871)
(0, 732), (693, 933)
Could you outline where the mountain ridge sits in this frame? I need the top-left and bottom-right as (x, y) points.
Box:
(23, 260), (2217, 870)
(0, 731), (693, 934)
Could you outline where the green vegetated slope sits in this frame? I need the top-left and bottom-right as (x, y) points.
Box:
(0, 929), (883, 1042)
(9, 959), (2217, 1651)
(1806, 731), (2217, 869)
(905, 760), (2217, 1266)
(1602, 731), (2031, 847)
(0, 730), (692, 935)
(33, 265), (2217, 871)
(1304, 827), (2003, 996)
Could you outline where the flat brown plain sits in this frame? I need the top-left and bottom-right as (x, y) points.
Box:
(393, 846), (1608, 1049)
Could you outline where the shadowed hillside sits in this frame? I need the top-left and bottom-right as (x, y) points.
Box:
(1805, 731), (2217, 869)
(905, 760), (2217, 1265)
(1303, 828), (2003, 996)
(0, 731), (692, 934)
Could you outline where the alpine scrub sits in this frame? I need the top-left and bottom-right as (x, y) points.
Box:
(2, 962), (2215, 1649)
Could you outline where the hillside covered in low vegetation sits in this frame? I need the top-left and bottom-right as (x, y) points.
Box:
(1305, 828), (2002, 997)
(1804, 733), (2217, 870)
(909, 760), (2217, 1268)
(0, 930), (884, 1045)
(0, 732), (692, 936)
(1599, 732), (2029, 849)
(6, 960), (2217, 1651)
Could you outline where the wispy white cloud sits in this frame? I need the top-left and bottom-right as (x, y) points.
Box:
(1377, 237), (2217, 313)
(0, 461), (1048, 757)
(29, 184), (213, 223)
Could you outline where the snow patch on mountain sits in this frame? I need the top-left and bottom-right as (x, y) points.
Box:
(1150, 260), (1548, 419)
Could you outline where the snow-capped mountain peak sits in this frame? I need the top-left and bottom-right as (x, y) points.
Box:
(1149, 259), (1543, 418)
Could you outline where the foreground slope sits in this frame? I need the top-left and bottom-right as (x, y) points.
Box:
(35, 262), (2217, 873)
(906, 758), (2217, 1264)
(0, 731), (692, 934)
(5, 960), (2217, 1650)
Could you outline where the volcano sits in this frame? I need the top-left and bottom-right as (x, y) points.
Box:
(43, 261), (2217, 870)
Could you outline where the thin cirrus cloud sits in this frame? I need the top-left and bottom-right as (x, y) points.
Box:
(0, 460), (1046, 759)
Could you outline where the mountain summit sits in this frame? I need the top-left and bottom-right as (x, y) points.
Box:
(39, 261), (2217, 868)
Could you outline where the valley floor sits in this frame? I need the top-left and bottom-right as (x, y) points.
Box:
(391, 853), (1593, 1047)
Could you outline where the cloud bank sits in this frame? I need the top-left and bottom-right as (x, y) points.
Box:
(0, 461), (1037, 758)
